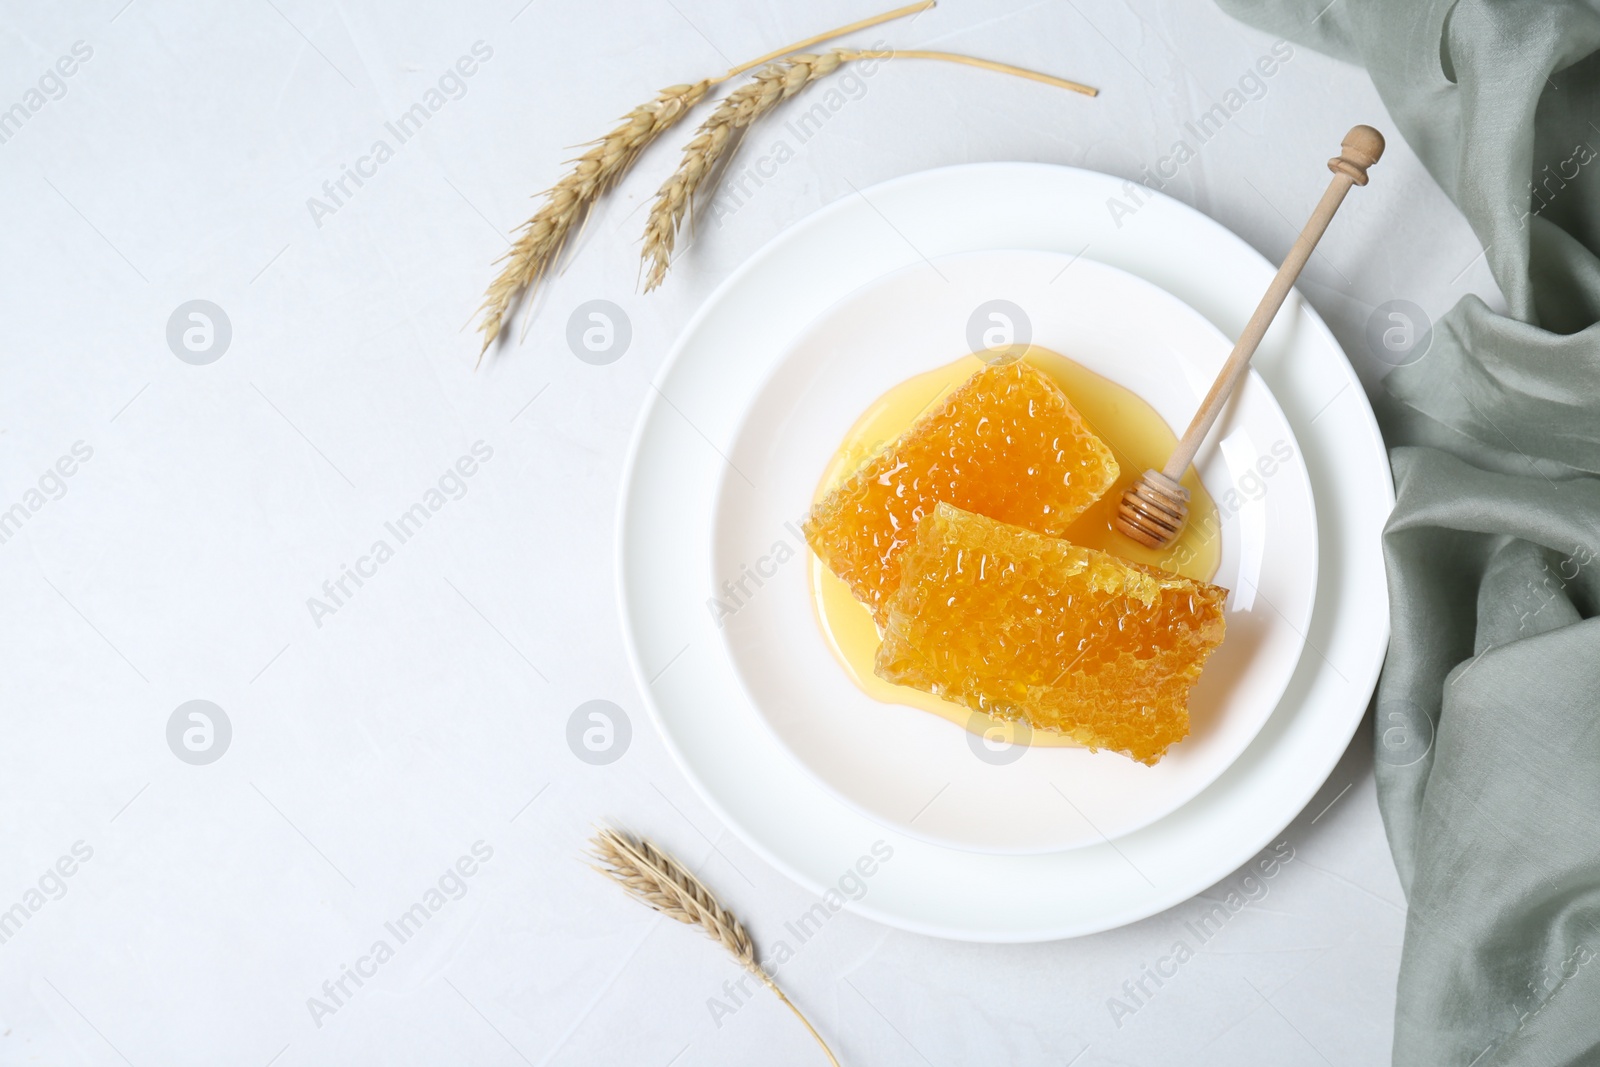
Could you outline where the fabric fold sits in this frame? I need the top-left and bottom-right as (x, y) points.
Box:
(1213, 0), (1600, 1062)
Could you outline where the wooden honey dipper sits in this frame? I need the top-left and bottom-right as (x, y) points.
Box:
(1115, 124), (1385, 550)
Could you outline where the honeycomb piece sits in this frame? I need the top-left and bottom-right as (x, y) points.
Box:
(804, 360), (1119, 625)
(875, 504), (1227, 765)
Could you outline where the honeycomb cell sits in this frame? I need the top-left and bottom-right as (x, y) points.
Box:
(804, 360), (1120, 625)
(875, 504), (1227, 765)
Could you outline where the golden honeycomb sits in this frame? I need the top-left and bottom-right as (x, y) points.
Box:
(875, 504), (1227, 765)
(804, 360), (1120, 624)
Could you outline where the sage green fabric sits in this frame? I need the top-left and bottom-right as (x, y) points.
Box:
(1212, 1), (1600, 1063)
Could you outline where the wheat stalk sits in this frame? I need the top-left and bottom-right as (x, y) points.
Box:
(589, 827), (841, 1067)
(472, 1), (938, 359)
(640, 47), (1096, 291)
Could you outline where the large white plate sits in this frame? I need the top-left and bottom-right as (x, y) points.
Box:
(714, 250), (1318, 854)
(618, 163), (1392, 941)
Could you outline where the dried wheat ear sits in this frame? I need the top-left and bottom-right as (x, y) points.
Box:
(589, 827), (842, 1066)
(640, 47), (1095, 292)
(473, 0), (941, 357)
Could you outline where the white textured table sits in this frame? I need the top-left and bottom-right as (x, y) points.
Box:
(0, 1), (1496, 1064)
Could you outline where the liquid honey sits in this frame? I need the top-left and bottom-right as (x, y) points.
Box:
(810, 347), (1222, 747)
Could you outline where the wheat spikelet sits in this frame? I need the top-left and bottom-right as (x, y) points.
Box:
(475, 81), (710, 357)
(641, 50), (857, 293)
(590, 826), (756, 963)
(589, 827), (841, 1066)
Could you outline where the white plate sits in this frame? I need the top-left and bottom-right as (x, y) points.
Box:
(714, 251), (1318, 854)
(618, 163), (1392, 941)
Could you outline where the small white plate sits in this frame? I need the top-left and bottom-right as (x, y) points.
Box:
(714, 251), (1317, 854)
(617, 162), (1392, 941)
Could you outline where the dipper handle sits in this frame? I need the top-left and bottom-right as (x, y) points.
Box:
(1114, 126), (1384, 551)
(1160, 125), (1385, 482)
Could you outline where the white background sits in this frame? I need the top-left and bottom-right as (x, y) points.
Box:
(0, 1), (1497, 1064)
